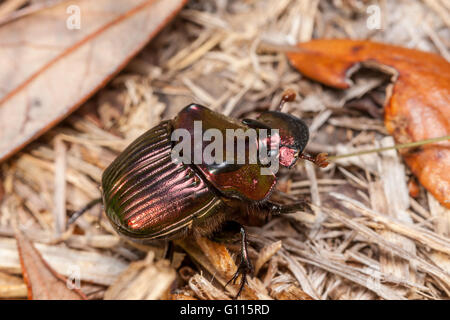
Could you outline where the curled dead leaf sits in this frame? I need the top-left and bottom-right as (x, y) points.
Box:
(15, 228), (87, 300)
(287, 39), (450, 208)
(0, 0), (187, 162)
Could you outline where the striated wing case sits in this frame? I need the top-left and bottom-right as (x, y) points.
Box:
(101, 121), (225, 240)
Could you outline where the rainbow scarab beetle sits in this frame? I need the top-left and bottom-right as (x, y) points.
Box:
(71, 90), (328, 298)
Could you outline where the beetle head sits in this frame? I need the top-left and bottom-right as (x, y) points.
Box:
(256, 111), (309, 168)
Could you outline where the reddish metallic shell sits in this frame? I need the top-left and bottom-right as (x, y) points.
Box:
(101, 105), (311, 239)
(101, 121), (226, 239)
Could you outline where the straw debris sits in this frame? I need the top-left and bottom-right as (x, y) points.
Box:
(0, 0), (448, 299)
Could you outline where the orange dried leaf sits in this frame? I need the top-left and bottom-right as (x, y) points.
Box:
(15, 228), (87, 300)
(287, 39), (450, 208)
(0, 0), (187, 162)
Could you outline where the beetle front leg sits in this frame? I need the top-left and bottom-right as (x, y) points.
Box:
(264, 200), (310, 215)
(225, 225), (253, 299)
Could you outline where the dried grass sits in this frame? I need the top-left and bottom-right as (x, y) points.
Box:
(0, 0), (449, 300)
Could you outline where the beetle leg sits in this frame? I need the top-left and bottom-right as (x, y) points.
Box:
(264, 200), (310, 215)
(67, 198), (102, 227)
(225, 225), (253, 299)
(164, 241), (175, 261)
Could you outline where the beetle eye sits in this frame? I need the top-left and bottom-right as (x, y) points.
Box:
(279, 146), (298, 168)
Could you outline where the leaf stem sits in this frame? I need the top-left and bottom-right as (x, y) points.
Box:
(327, 135), (450, 161)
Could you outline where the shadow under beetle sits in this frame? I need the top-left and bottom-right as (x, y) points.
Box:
(70, 90), (328, 298)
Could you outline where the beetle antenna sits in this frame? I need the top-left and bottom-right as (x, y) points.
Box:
(299, 152), (329, 168)
(277, 89), (296, 112)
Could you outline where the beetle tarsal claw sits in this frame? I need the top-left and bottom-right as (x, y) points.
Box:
(225, 257), (253, 299)
(66, 198), (102, 227)
(225, 226), (253, 299)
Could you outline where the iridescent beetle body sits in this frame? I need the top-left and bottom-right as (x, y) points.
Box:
(102, 104), (312, 240)
(99, 91), (328, 297)
(102, 118), (230, 240)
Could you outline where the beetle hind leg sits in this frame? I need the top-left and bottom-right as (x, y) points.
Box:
(225, 225), (253, 299)
(67, 198), (102, 227)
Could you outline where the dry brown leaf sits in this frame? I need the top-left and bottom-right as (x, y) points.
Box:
(0, 0), (67, 26)
(0, 236), (128, 284)
(0, 0), (187, 162)
(15, 228), (87, 300)
(287, 39), (450, 208)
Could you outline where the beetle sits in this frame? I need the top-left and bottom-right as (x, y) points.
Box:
(69, 90), (328, 298)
